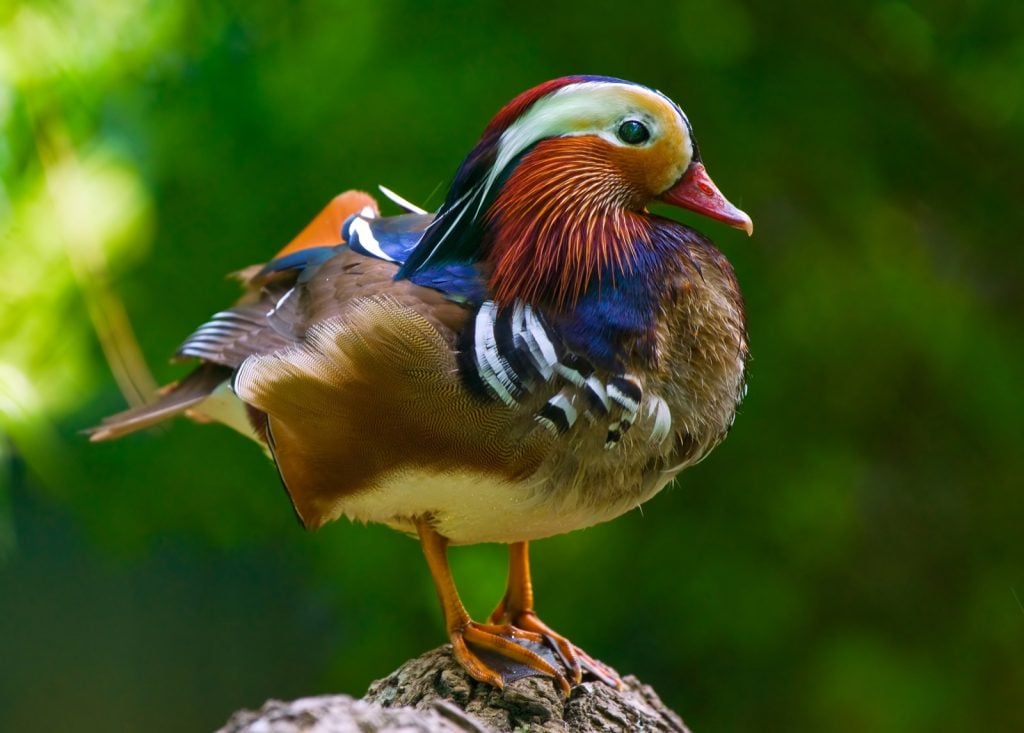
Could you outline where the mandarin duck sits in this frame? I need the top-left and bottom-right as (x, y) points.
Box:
(91, 76), (752, 693)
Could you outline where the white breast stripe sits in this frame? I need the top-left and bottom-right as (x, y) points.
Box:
(554, 363), (586, 387)
(585, 375), (610, 411)
(459, 298), (666, 455)
(508, 301), (539, 379)
(520, 304), (559, 376)
(607, 382), (640, 418)
(548, 391), (578, 427)
(604, 419), (622, 450)
(511, 300), (528, 351)
(647, 395), (672, 446)
(474, 302), (518, 406)
(536, 388), (579, 435)
(481, 304), (521, 402)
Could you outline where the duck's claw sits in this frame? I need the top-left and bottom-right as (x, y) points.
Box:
(450, 621), (570, 695)
(488, 606), (622, 689)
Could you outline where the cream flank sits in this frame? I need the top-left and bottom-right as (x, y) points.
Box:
(191, 380), (261, 443)
(330, 461), (676, 546)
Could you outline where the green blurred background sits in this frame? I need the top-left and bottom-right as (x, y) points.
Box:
(1, 1), (1022, 731)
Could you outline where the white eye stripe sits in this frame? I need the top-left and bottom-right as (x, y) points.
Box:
(480, 81), (690, 209)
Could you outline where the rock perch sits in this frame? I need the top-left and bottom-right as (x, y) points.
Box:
(217, 645), (691, 733)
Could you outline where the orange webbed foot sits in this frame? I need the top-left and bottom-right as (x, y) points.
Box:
(417, 524), (576, 695)
(449, 620), (571, 695)
(488, 603), (623, 689)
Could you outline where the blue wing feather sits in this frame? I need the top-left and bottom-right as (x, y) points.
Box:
(347, 212), (433, 262)
(258, 212), (489, 306)
(258, 246), (341, 279)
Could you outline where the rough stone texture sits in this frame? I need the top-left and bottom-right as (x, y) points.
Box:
(218, 645), (691, 733)
(216, 694), (481, 733)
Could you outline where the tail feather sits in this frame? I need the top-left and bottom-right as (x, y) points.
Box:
(88, 363), (233, 441)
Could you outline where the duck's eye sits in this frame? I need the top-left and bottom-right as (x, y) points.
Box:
(617, 120), (650, 145)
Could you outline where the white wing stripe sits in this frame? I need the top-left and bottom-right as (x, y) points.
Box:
(349, 217), (397, 262)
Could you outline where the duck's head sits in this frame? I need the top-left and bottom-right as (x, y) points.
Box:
(400, 76), (752, 307)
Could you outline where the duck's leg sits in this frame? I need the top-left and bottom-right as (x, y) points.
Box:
(489, 541), (622, 688)
(416, 520), (570, 694)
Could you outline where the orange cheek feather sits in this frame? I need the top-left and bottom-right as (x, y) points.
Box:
(485, 138), (652, 310)
(607, 129), (687, 198)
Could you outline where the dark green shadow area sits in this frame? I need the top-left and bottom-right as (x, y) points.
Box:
(0, 463), (332, 732)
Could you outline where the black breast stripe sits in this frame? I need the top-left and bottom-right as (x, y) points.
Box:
(459, 300), (653, 443)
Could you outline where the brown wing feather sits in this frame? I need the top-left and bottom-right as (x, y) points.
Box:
(174, 287), (301, 367)
(298, 247), (470, 337)
(233, 296), (552, 529)
(92, 190), (385, 441)
(88, 363), (233, 441)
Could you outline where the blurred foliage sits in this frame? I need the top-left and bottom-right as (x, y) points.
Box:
(1, 0), (1022, 731)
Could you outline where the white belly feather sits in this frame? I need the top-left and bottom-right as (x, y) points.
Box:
(192, 383), (678, 545)
(333, 468), (630, 545)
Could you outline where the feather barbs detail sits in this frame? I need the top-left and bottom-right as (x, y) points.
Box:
(484, 138), (653, 311)
(231, 297), (554, 529)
